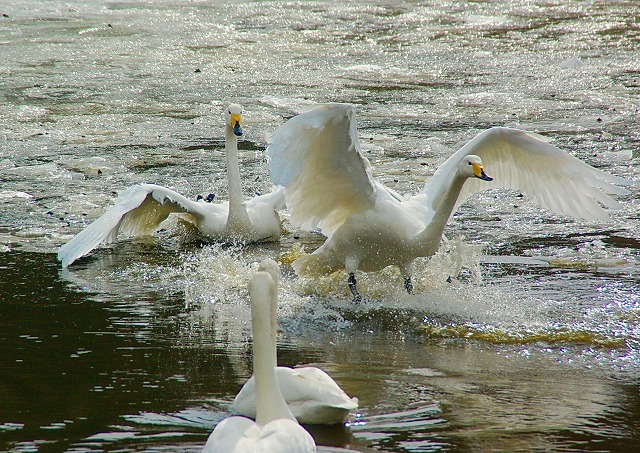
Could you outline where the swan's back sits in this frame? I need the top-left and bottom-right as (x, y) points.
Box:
(232, 365), (358, 424)
(204, 417), (314, 452)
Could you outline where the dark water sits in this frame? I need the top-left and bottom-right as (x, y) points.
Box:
(1, 0), (639, 451)
(2, 247), (640, 452)
(1, 251), (202, 450)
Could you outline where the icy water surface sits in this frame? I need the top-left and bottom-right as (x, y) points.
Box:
(1, 0), (639, 451)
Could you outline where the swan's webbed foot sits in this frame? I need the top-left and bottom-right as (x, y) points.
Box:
(348, 272), (362, 303)
(196, 193), (216, 203)
(404, 276), (413, 294)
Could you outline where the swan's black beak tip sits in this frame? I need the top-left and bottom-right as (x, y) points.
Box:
(233, 122), (243, 137)
(479, 170), (493, 181)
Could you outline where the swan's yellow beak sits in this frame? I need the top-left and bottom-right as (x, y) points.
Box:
(231, 113), (243, 136)
(473, 163), (493, 181)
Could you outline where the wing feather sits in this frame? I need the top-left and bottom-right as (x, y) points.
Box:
(267, 103), (376, 236)
(58, 183), (206, 267)
(422, 127), (631, 221)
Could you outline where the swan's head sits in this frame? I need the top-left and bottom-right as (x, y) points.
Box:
(258, 259), (281, 287)
(460, 155), (493, 181)
(225, 104), (243, 137)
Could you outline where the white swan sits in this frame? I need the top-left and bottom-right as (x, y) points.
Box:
(266, 103), (631, 301)
(231, 259), (359, 425)
(58, 104), (285, 267)
(203, 264), (316, 452)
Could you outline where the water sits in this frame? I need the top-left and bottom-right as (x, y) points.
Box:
(1, 0), (639, 451)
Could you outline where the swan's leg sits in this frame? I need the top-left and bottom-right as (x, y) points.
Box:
(196, 193), (215, 202)
(346, 256), (362, 303)
(400, 263), (413, 294)
(347, 273), (362, 303)
(404, 276), (413, 294)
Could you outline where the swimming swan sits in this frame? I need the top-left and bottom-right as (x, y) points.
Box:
(266, 103), (631, 301)
(203, 264), (316, 452)
(231, 259), (359, 425)
(58, 104), (285, 267)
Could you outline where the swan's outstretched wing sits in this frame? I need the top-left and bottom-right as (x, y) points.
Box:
(423, 127), (631, 221)
(58, 183), (210, 267)
(267, 103), (377, 236)
(247, 185), (287, 211)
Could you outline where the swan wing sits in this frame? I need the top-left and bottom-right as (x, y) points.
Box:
(267, 103), (377, 237)
(281, 367), (359, 409)
(246, 186), (287, 211)
(57, 183), (210, 267)
(280, 366), (358, 424)
(423, 127), (631, 221)
(231, 366), (358, 424)
(230, 377), (259, 418)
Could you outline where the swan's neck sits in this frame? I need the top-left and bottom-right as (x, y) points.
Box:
(251, 281), (295, 426)
(270, 289), (278, 366)
(225, 125), (251, 228)
(413, 173), (467, 257)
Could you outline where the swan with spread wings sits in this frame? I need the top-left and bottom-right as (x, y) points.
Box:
(58, 104), (284, 267)
(266, 103), (631, 301)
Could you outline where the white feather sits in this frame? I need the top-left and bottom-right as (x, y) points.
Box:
(231, 259), (358, 425)
(204, 265), (316, 452)
(58, 104), (285, 267)
(268, 103), (380, 236)
(427, 127), (630, 220)
(266, 103), (632, 297)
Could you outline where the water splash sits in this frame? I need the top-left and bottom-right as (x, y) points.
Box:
(176, 235), (637, 358)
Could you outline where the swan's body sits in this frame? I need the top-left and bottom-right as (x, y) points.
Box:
(231, 260), (358, 425)
(266, 103), (631, 300)
(203, 265), (316, 452)
(58, 104), (285, 267)
(232, 366), (358, 425)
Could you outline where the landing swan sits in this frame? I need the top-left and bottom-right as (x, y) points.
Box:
(203, 264), (316, 452)
(231, 259), (359, 425)
(58, 104), (285, 267)
(266, 103), (631, 301)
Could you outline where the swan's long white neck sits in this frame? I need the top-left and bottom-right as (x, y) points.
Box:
(225, 124), (251, 228)
(270, 281), (278, 366)
(413, 172), (467, 257)
(250, 273), (296, 426)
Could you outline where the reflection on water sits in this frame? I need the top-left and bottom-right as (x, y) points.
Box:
(2, 248), (639, 452)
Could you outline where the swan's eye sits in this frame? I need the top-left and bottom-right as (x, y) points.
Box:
(468, 162), (472, 165)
